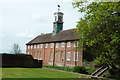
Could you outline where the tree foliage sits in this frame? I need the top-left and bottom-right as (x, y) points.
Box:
(12, 43), (21, 54)
(73, 1), (120, 78)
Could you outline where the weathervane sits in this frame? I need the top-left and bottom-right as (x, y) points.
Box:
(58, 5), (60, 12)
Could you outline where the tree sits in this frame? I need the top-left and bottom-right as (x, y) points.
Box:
(11, 43), (21, 54)
(73, 1), (120, 78)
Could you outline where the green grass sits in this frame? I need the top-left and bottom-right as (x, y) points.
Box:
(2, 68), (84, 78)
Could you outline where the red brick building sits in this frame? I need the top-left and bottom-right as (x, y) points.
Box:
(26, 11), (83, 67)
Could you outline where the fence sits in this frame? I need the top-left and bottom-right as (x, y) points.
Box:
(1, 54), (42, 68)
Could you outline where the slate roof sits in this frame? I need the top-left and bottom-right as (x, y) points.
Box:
(26, 28), (79, 45)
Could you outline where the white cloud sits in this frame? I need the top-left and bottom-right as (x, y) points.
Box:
(30, 14), (48, 23)
(0, 33), (5, 38)
(16, 30), (34, 39)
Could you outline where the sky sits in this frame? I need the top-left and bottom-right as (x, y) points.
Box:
(0, 0), (84, 53)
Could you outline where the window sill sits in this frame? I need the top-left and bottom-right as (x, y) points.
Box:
(67, 46), (71, 47)
(67, 59), (70, 61)
(74, 60), (77, 62)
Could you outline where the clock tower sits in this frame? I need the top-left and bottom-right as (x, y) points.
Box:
(52, 7), (64, 35)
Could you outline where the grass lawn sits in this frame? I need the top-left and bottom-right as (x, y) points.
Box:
(2, 68), (85, 78)
(1, 68), (102, 80)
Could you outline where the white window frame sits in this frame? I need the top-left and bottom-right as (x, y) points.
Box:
(67, 52), (71, 61)
(37, 44), (39, 48)
(28, 45), (30, 49)
(74, 52), (78, 61)
(67, 42), (71, 47)
(56, 43), (59, 48)
(39, 44), (43, 48)
(51, 43), (54, 48)
(61, 42), (65, 47)
(45, 43), (48, 48)
(34, 44), (36, 49)
(31, 45), (33, 49)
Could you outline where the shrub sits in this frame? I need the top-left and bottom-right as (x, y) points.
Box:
(63, 67), (74, 72)
(44, 65), (94, 74)
(109, 68), (120, 79)
(73, 66), (88, 74)
(86, 67), (96, 75)
(43, 65), (74, 72)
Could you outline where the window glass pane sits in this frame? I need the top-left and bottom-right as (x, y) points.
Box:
(34, 45), (36, 48)
(67, 52), (70, 61)
(28, 45), (30, 49)
(45, 44), (48, 48)
(61, 42), (65, 47)
(41, 44), (43, 48)
(51, 43), (54, 48)
(74, 52), (78, 61)
(56, 43), (59, 48)
(31, 45), (33, 49)
(67, 42), (71, 47)
(39, 44), (43, 48)
(37, 44), (39, 48)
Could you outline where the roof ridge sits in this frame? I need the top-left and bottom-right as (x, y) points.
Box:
(38, 33), (52, 36)
(60, 28), (77, 32)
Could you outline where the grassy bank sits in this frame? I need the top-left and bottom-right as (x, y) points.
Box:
(2, 68), (83, 78)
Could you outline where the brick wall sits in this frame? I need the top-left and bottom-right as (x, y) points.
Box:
(26, 40), (83, 67)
